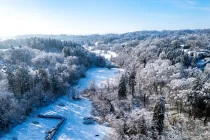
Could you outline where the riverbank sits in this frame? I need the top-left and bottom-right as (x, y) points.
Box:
(2, 68), (124, 140)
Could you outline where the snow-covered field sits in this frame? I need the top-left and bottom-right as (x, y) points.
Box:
(84, 46), (117, 61)
(2, 68), (124, 140)
(91, 50), (117, 60)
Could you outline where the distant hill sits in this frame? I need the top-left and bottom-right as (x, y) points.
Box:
(14, 29), (210, 45)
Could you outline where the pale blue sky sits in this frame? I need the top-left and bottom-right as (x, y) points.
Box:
(0, 0), (210, 36)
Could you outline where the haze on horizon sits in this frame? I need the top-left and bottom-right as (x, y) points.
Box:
(0, 0), (210, 37)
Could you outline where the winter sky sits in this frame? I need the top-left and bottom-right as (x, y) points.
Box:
(0, 0), (210, 36)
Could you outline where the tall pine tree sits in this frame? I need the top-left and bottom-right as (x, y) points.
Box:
(118, 74), (127, 100)
(128, 69), (136, 96)
(152, 96), (166, 134)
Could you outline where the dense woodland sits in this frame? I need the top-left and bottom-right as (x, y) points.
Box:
(0, 38), (107, 133)
(81, 29), (210, 140)
(1, 29), (210, 139)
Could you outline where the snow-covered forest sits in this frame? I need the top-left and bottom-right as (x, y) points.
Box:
(85, 29), (210, 140)
(1, 29), (210, 139)
(0, 38), (107, 136)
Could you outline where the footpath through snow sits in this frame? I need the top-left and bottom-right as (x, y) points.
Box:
(2, 68), (124, 140)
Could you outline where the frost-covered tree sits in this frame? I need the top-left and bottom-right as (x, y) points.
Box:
(6, 68), (16, 94)
(7, 67), (31, 96)
(152, 96), (166, 134)
(38, 69), (51, 91)
(128, 68), (136, 96)
(118, 74), (127, 100)
(15, 67), (31, 95)
(89, 80), (96, 92)
(51, 73), (62, 94)
(180, 54), (192, 68)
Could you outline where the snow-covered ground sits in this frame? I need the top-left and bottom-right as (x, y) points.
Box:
(83, 45), (117, 61)
(2, 68), (124, 140)
(91, 50), (117, 60)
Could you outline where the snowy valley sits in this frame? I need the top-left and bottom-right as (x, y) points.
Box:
(2, 68), (123, 140)
(1, 29), (210, 140)
(1, 0), (210, 139)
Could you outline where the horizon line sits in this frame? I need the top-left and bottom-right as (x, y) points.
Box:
(1, 28), (210, 39)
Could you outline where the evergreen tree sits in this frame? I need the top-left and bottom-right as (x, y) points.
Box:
(180, 54), (191, 68)
(6, 68), (16, 94)
(142, 58), (147, 68)
(51, 73), (66, 95)
(187, 77), (205, 120)
(7, 67), (31, 96)
(152, 96), (166, 134)
(38, 69), (51, 91)
(33, 71), (39, 85)
(51, 73), (59, 94)
(118, 74), (127, 100)
(128, 69), (136, 96)
(193, 77), (203, 91)
(15, 67), (31, 95)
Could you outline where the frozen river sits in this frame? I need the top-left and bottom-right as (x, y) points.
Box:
(2, 68), (124, 140)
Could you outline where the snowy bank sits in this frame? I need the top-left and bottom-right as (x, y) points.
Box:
(2, 68), (124, 140)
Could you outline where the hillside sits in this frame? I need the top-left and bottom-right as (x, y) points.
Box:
(1, 29), (210, 139)
(0, 37), (107, 136)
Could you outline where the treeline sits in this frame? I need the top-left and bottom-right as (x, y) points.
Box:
(0, 38), (107, 133)
(15, 29), (210, 45)
(112, 33), (210, 68)
(26, 37), (81, 51)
